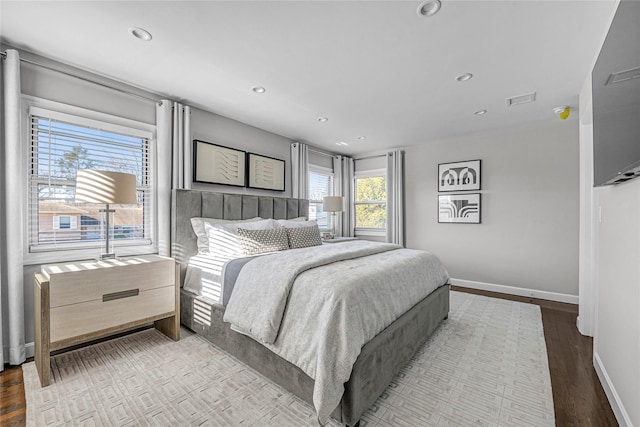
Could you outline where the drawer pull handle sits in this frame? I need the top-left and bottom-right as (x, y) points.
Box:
(103, 288), (139, 302)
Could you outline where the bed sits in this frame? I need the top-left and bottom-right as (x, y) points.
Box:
(172, 189), (450, 426)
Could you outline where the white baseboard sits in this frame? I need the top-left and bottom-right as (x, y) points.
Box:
(450, 278), (579, 305)
(594, 351), (633, 427)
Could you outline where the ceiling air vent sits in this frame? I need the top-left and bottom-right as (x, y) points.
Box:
(506, 92), (536, 107)
(606, 66), (640, 85)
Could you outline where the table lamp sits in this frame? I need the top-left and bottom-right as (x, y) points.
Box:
(323, 196), (344, 239)
(75, 169), (137, 260)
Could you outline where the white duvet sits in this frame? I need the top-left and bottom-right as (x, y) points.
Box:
(223, 240), (450, 425)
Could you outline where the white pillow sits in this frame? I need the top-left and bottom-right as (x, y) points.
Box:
(191, 217), (262, 254)
(276, 219), (317, 228)
(206, 219), (278, 256)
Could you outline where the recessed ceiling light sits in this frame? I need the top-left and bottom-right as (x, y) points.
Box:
(317, 117), (328, 122)
(252, 86), (266, 94)
(456, 73), (473, 82)
(336, 142), (349, 146)
(474, 110), (487, 115)
(357, 136), (366, 140)
(417, 0), (442, 17)
(130, 27), (152, 41)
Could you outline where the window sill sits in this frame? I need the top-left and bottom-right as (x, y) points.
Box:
(355, 229), (387, 238)
(24, 244), (158, 266)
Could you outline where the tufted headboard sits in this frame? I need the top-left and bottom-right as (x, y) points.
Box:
(171, 189), (309, 280)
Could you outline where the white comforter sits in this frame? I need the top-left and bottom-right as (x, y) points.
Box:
(223, 240), (449, 424)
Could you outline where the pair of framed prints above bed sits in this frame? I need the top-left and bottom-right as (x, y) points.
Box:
(193, 139), (286, 191)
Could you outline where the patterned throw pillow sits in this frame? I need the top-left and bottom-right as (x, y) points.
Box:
(191, 216), (263, 254)
(237, 226), (290, 255)
(286, 224), (323, 249)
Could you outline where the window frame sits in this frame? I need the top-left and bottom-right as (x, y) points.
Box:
(354, 169), (387, 237)
(22, 96), (157, 264)
(307, 164), (334, 232)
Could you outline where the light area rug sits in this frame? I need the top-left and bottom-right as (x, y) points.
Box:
(22, 291), (555, 426)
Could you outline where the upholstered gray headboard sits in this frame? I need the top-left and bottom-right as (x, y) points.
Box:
(171, 189), (309, 280)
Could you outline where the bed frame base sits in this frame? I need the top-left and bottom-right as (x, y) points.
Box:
(180, 284), (450, 426)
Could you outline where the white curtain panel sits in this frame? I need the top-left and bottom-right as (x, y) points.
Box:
(290, 142), (309, 199)
(0, 49), (4, 371)
(156, 101), (192, 257)
(172, 102), (192, 190)
(1, 49), (26, 369)
(156, 101), (172, 257)
(333, 155), (355, 237)
(386, 150), (405, 246)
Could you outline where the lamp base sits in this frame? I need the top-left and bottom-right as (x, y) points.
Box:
(99, 253), (116, 261)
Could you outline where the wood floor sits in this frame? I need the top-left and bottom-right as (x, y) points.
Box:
(0, 287), (617, 426)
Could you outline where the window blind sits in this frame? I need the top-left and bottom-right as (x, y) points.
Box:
(308, 170), (333, 229)
(29, 114), (152, 251)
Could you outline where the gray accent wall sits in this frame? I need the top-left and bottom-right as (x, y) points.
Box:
(404, 121), (580, 297)
(191, 108), (293, 197)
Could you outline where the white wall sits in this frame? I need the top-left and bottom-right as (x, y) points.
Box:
(593, 180), (640, 427)
(582, 38), (639, 427)
(577, 2), (638, 424)
(405, 121), (580, 302)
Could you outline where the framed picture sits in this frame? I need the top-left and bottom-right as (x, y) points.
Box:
(193, 140), (246, 187)
(438, 193), (481, 224)
(247, 153), (285, 191)
(438, 159), (481, 192)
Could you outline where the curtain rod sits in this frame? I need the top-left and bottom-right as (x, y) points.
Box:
(308, 147), (336, 158)
(1, 50), (161, 104)
(355, 154), (387, 161)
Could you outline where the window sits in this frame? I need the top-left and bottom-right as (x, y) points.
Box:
(354, 173), (387, 231)
(52, 215), (77, 230)
(308, 167), (334, 229)
(27, 101), (154, 258)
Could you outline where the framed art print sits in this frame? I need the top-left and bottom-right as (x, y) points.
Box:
(193, 140), (246, 187)
(438, 193), (481, 224)
(247, 153), (285, 191)
(438, 159), (481, 192)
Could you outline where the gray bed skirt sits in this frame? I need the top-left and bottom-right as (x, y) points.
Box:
(180, 283), (450, 426)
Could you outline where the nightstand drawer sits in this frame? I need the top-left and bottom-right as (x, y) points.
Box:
(44, 257), (175, 308)
(50, 285), (175, 345)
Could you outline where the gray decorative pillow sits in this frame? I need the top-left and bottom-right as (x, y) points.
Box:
(286, 224), (323, 249)
(237, 226), (290, 255)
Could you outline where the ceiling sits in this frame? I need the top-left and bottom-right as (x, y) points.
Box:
(0, 1), (618, 155)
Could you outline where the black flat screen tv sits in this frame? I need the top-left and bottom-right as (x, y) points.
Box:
(592, 0), (640, 187)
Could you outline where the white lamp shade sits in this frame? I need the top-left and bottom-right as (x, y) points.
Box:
(323, 196), (344, 212)
(75, 169), (138, 204)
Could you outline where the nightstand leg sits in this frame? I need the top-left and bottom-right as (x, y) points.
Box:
(153, 264), (180, 341)
(34, 274), (51, 387)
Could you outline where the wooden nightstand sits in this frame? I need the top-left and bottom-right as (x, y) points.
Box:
(322, 237), (358, 243)
(34, 254), (179, 387)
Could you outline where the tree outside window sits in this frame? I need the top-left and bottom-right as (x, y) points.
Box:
(355, 175), (386, 229)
